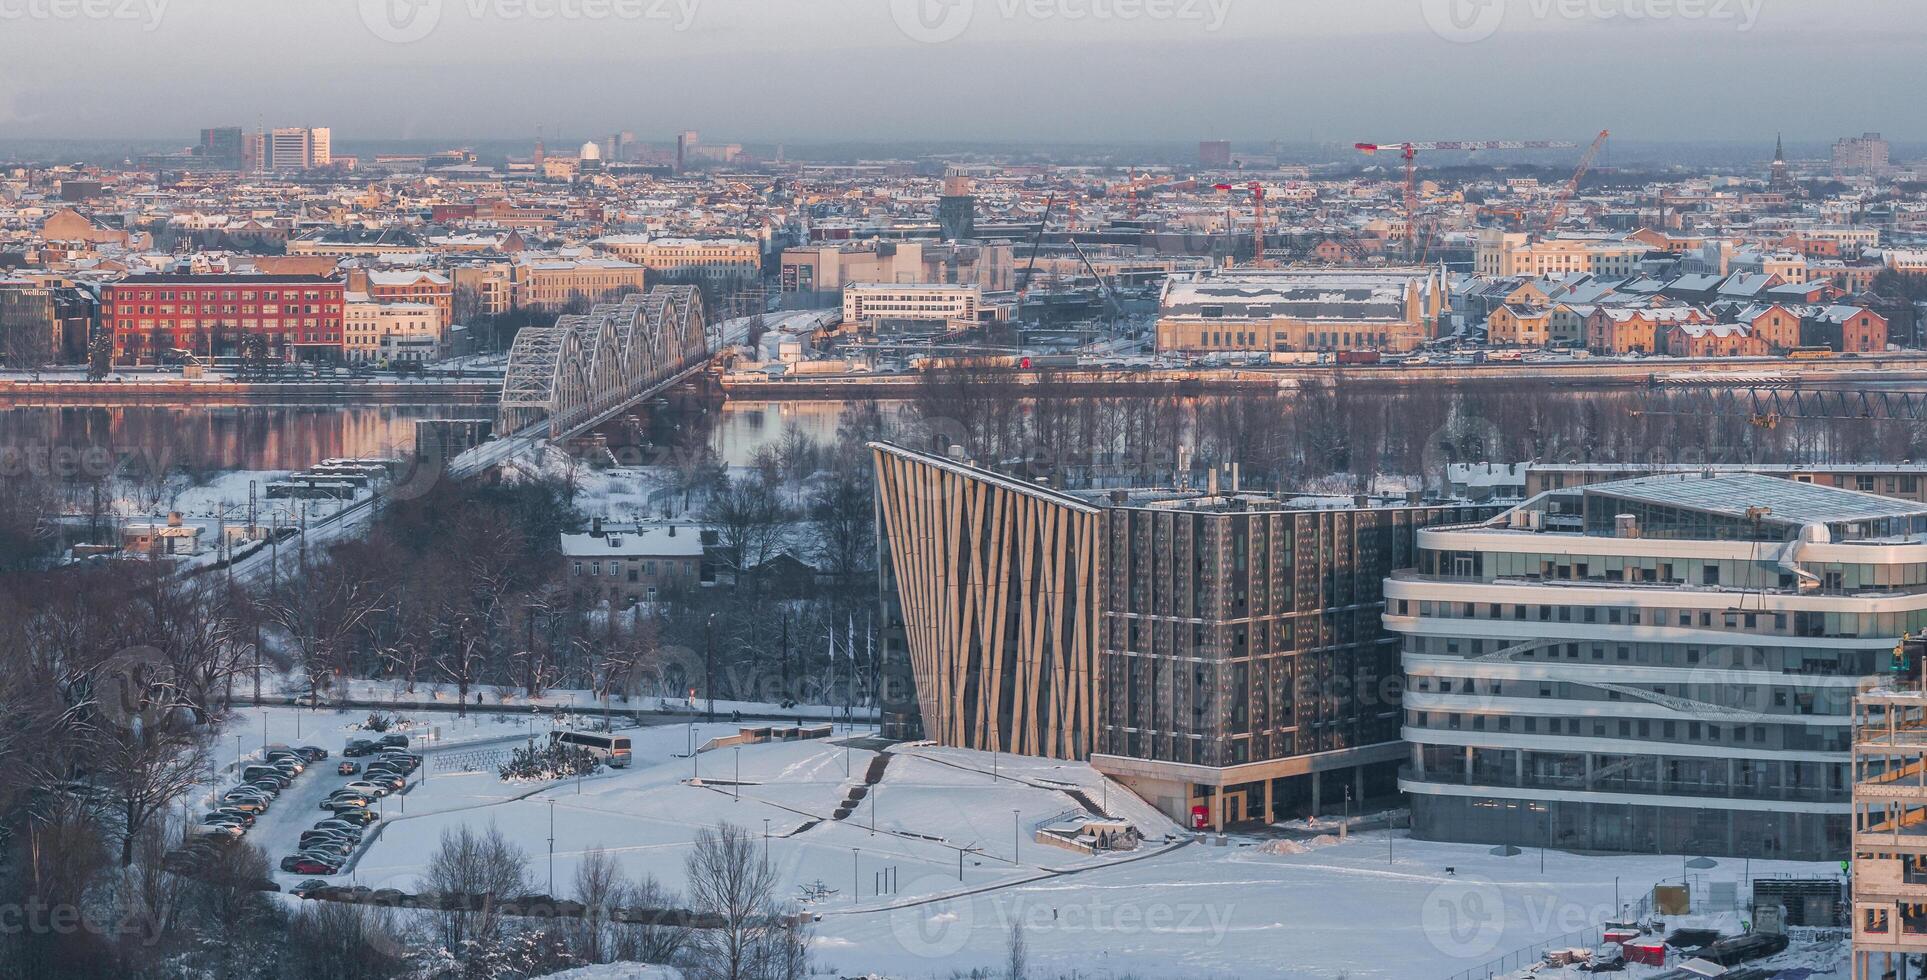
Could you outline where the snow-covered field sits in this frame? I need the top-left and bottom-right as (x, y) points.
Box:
(203, 708), (1847, 980)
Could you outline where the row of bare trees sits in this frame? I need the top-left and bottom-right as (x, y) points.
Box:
(908, 372), (1927, 494)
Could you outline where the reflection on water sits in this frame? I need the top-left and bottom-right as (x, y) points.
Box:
(704, 401), (908, 466)
(0, 405), (495, 474)
(0, 401), (899, 476)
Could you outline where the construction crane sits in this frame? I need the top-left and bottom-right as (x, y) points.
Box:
(1211, 182), (1269, 267)
(1354, 138), (1581, 260)
(1018, 194), (1057, 299)
(1543, 129), (1611, 233)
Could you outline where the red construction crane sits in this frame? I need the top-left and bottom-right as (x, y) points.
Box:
(1354, 138), (1580, 259)
(1543, 129), (1611, 234)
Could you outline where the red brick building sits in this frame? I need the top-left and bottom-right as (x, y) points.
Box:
(1803, 305), (1889, 353)
(105, 274), (345, 364)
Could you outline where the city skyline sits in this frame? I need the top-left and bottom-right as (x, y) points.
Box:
(0, 0), (1918, 142)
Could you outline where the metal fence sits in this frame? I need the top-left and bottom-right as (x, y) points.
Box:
(1439, 874), (1752, 980)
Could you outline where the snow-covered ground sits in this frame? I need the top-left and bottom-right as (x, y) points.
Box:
(210, 712), (1845, 980)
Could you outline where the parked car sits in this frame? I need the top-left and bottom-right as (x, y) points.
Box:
(301, 831), (358, 849)
(296, 746), (329, 761)
(343, 739), (378, 757)
(337, 761), (360, 776)
(281, 856), (340, 875)
(300, 831), (354, 854)
(377, 734), (410, 749)
(313, 818), (367, 834)
(322, 798), (372, 813)
(189, 822), (244, 840)
(221, 795), (269, 813)
(359, 772), (405, 792)
(289, 879), (330, 898)
(342, 780), (391, 798)
(204, 809), (255, 828)
(329, 808), (379, 826)
(242, 765), (289, 785)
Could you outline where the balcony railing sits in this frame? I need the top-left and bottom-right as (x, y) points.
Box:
(1403, 766), (1846, 803)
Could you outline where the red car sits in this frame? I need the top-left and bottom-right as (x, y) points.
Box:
(290, 857), (340, 876)
(337, 761), (359, 776)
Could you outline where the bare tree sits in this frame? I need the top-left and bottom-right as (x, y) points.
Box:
(421, 823), (531, 954)
(572, 846), (622, 963)
(611, 872), (691, 967)
(683, 822), (781, 980)
(701, 474), (796, 587)
(1005, 918), (1027, 980)
(285, 901), (411, 980)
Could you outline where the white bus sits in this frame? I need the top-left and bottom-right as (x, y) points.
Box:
(551, 730), (632, 768)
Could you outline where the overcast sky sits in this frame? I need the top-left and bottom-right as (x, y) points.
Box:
(0, 0), (1918, 146)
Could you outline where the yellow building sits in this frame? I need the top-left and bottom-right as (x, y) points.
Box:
(1475, 228), (1649, 278)
(511, 257), (649, 310)
(593, 236), (761, 283)
(1155, 267), (1447, 354)
(1487, 304), (1552, 347)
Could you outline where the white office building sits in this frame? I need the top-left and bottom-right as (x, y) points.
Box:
(841, 282), (981, 336)
(1387, 473), (1927, 860)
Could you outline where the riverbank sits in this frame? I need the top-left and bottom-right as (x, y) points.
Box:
(720, 351), (1927, 399)
(0, 377), (500, 405)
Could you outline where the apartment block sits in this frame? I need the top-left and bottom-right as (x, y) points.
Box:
(1850, 683), (1927, 980)
(104, 274), (344, 363)
(1390, 474), (1927, 860)
(872, 442), (1495, 830)
(592, 237), (761, 283)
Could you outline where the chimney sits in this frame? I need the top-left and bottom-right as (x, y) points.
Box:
(1231, 462), (1241, 493)
(167, 511), (183, 527)
(1110, 489), (1129, 506)
(667, 524), (676, 537)
(1207, 468), (1219, 497)
(591, 516), (604, 537)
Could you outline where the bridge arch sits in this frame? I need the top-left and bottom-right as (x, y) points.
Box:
(498, 284), (712, 438)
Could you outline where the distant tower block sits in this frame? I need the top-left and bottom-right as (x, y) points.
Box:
(939, 175), (976, 241)
(1199, 140), (1233, 168)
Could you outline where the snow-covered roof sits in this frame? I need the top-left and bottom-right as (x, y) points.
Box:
(560, 525), (704, 558)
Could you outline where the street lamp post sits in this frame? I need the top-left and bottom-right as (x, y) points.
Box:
(704, 614), (716, 722)
(1013, 809), (1020, 865)
(852, 848), (860, 905)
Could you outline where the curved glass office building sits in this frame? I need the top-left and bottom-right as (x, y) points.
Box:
(1387, 473), (1927, 860)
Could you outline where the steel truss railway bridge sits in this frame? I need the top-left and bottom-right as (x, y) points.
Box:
(498, 285), (711, 440)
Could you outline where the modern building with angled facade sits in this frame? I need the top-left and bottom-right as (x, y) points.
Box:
(1389, 473), (1927, 860)
(871, 442), (1493, 829)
